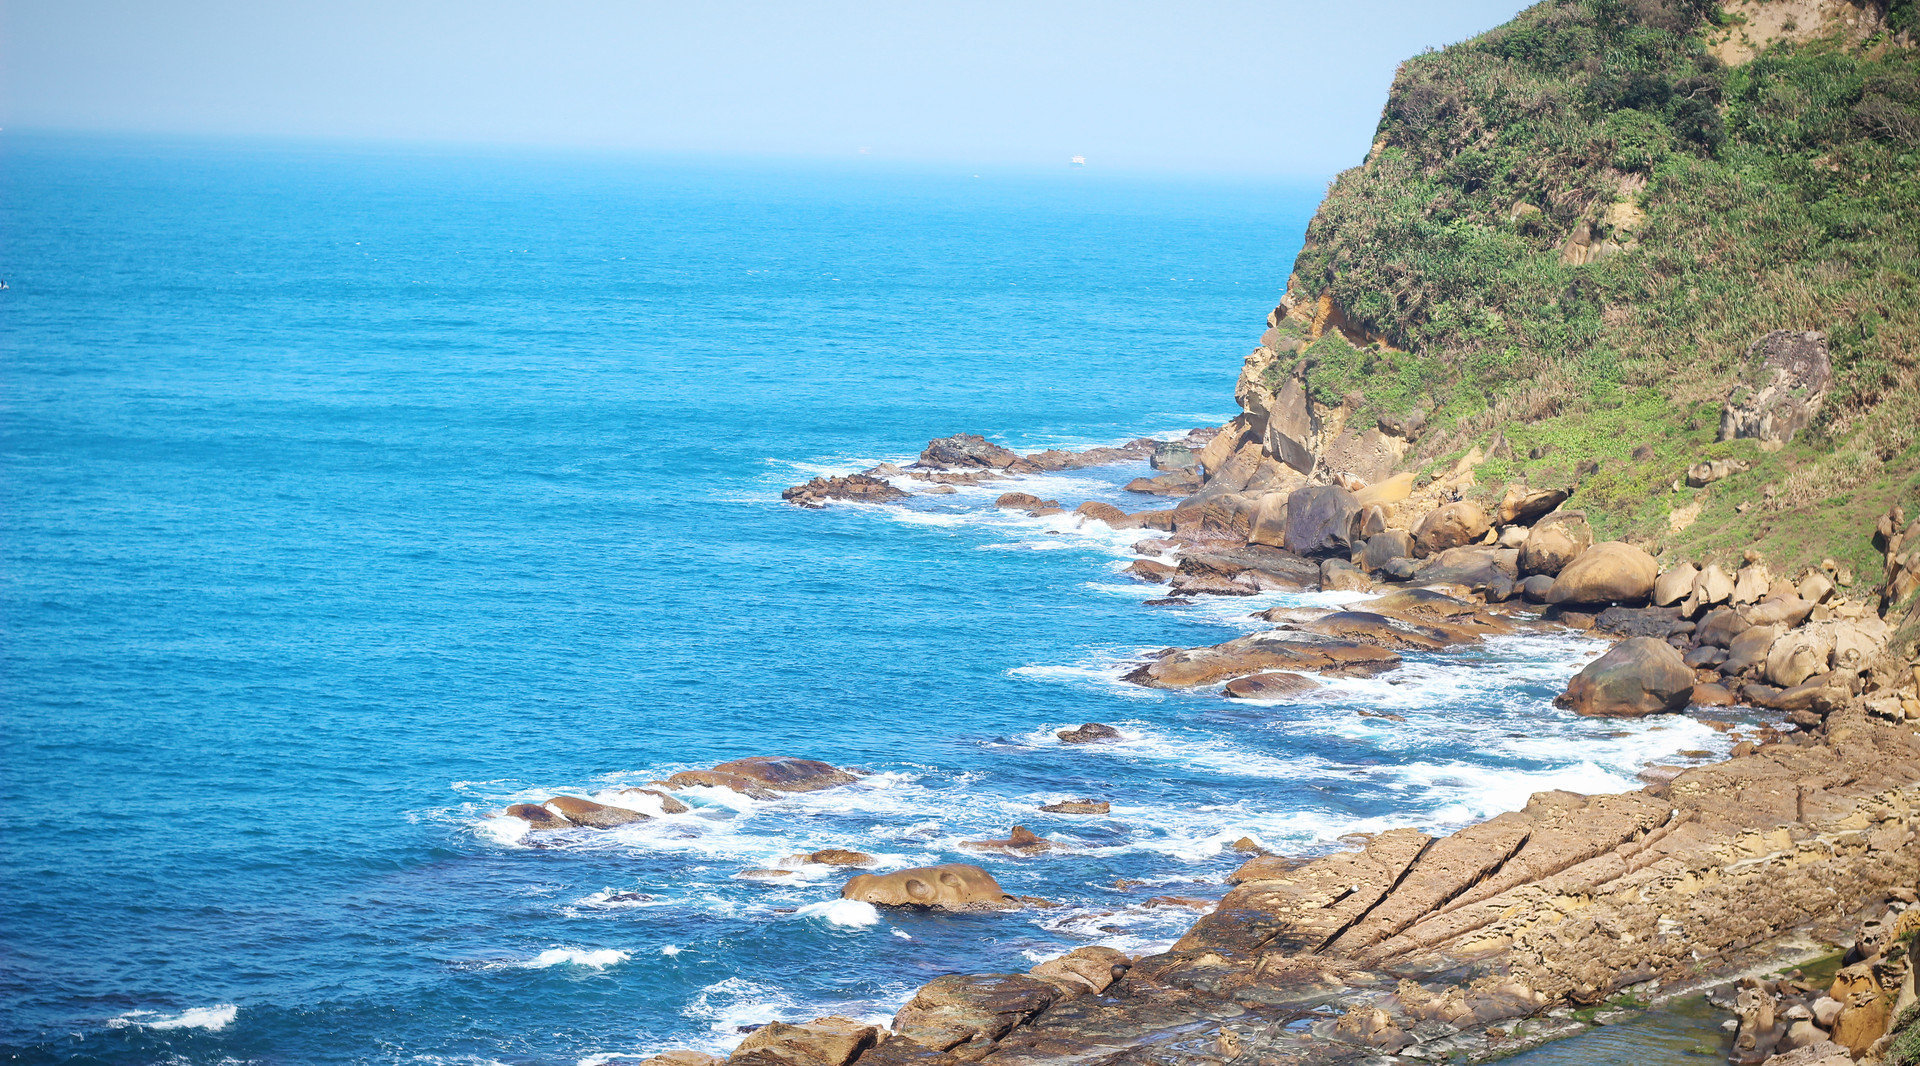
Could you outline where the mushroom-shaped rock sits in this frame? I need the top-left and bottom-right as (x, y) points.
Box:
(671, 757), (859, 794)
(1555, 637), (1695, 717)
(544, 795), (649, 828)
(1282, 485), (1360, 556)
(1545, 541), (1657, 606)
(1222, 671), (1319, 700)
(1496, 485), (1569, 527)
(1028, 945), (1130, 997)
(731, 1016), (879, 1066)
(890, 974), (1061, 1051)
(842, 863), (1017, 911)
(1520, 514), (1593, 576)
(1414, 501), (1491, 554)
(1653, 563), (1698, 607)
(502, 803), (574, 831)
(1056, 722), (1121, 744)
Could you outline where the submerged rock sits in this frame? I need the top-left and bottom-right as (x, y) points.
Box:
(1222, 671), (1320, 700)
(667, 757), (858, 795)
(501, 803), (573, 831)
(963, 825), (1055, 855)
(1056, 722), (1121, 744)
(1038, 800), (1109, 814)
(841, 863), (1018, 911)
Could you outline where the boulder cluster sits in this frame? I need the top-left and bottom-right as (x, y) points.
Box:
(1713, 903), (1920, 1064)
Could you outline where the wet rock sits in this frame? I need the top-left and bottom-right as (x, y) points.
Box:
(1298, 611), (1459, 652)
(647, 1051), (724, 1066)
(1555, 637), (1695, 717)
(502, 803), (573, 831)
(890, 973), (1060, 1051)
(1222, 671), (1320, 700)
(1654, 563), (1698, 607)
(668, 757), (858, 794)
(1028, 945), (1129, 997)
(615, 787), (691, 814)
(1594, 605), (1684, 639)
(1414, 501), (1492, 554)
(1496, 485), (1570, 527)
(1123, 559), (1175, 583)
(1123, 470), (1202, 496)
(783, 474), (912, 509)
(964, 825), (1054, 855)
(1073, 501), (1127, 525)
(920, 434), (1021, 470)
(1520, 513), (1593, 576)
(1283, 485), (1360, 555)
(842, 864), (1018, 911)
(995, 492), (1055, 511)
(1057, 723), (1122, 744)
(1414, 545), (1519, 594)
(1321, 557), (1370, 592)
(1038, 800), (1109, 814)
(1359, 530), (1415, 573)
(1364, 587), (1514, 634)
(1125, 635), (1401, 688)
(1718, 330), (1832, 446)
(1546, 541), (1657, 606)
(543, 795), (650, 828)
(783, 848), (876, 868)
(731, 1016), (879, 1066)
(1691, 683), (1737, 706)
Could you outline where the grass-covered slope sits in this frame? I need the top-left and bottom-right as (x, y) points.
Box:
(1273, 0), (1919, 584)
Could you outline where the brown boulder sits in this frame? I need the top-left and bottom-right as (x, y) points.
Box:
(1123, 470), (1201, 496)
(731, 1016), (879, 1066)
(543, 795), (649, 828)
(1321, 557), (1371, 592)
(1555, 637), (1694, 717)
(1073, 501), (1127, 524)
(668, 757), (858, 795)
(1653, 563), (1698, 607)
(1222, 671), (1319, 700)
(1520, 514), (1593, 576)
(1123, 559), (1175, 583)
(842, 863), (1016, 911)
(783, 848), (876, 868)
(963, 825), (1054, 854)
(1246, 491), (1290, 547)
(1359, 529), (1415, 573)
(1414, 501), (1491, 554)
(1721, 623), (1781, 676)
(1125, 635), (1400, 688)
(920, 434), (1020, 470)
(891, 973), (1060, 1051)
(1028, 945), (1130, 997)
(1056, 722), (1121, 744)
(1298, 611), (1456, 652)
(615, 787), (691, 814)
(1545, 541), (1657, 605)
(995, 492), (1054, 510)
(1283, 484), (1361, 555)
(782, 474), (911, 509)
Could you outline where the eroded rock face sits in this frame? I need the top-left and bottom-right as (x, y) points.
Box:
(731, 1017), (879, 1066)
(1028, 945), (1129, 997)
(783, 474), (912, 509)
(921, 434), (1021, 470)
(1496, 485), (1570, 527)
(1282, 485), (1360, 556)
(1545, 541), (1657, 605)
(1555, 637), (1695, 717)
(891, 974), (1060, 1050)
(1320, 428), (1398, 485)
(1718, 330), (1832, 446)
(841, 864), (1016, 911)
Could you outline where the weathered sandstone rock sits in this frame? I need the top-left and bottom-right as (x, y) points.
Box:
(502, 803), (573, 831)
(841, 864), (1017, 911)
(1072, 501), (1127, 525)
(731, 1017), (879, 1066)
(921, 434), (1021, 470)
(1520, 513), (1593, 576)
(891, 973), (1060, 1050)
(544, 795), (649, 828)
(783, 848), (876, 868)
(964, 826), (1054, 855)
(1124, 635), (1401, 688)
(1282, 485), (1360, 555)
(1654, 563), (1698, 607)
(1222, 672), (1320, 700)
(668, 757), (858, 795)
(783, 474), (911, 509)
(1028, 945), (1130, 997)
(1057, 723), (1121, 744)
(1038, 800), (1109, 814)
(1359, 529), (1415, 573)
(1718, 330), (1832, 445)
(1496, 485), (1569, 526)
(1413, 501), (1491, 554)
(1555, 637), (1695, 717)
(1546, 541), (1657, 605)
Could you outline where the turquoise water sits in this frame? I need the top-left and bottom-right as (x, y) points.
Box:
(1, 137), (1736, 1065)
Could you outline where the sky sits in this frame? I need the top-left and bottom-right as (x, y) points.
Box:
(2, 0), (1532, 176)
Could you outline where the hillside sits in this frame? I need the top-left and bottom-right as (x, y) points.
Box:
(1242, 0), (1919, 588)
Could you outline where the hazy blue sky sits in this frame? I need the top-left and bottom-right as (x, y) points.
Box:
(3, 1), (1530, 175)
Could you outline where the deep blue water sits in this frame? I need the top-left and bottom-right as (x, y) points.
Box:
(2, 136), (1738, 1065)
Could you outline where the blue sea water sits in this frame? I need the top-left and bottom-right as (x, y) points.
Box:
(1, 136), (1741, 1065)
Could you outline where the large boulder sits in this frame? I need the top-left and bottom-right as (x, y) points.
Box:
(891, 974), (1061, 1051)
(920, 434), (1020, 470)
(1554, 637), (1694, 717)
(1125, 635), (1400, 688)
(1282, 485), (1360, 556)
(1359, 530), (1415, 573)
(1264, 377), (1316, 474)
(1247, 492), (1290, 547)
(731, 1017), (879, 1066)
(544, 795), (649, 828)
(1222, 672), (1320, 700)
(1653, 563), (1698, 607)
(783, 474), (911, 509)
(1765, 628), (1834, 689)
(1073, 501), (1127, 525)
(502, 803), (574, 831)
(1545, 541), (1657, 606)
(668, 757), (858, 794)
(842, 864), (1017, 911)
(1520, 514), (1593, 576)
(1496, 485), (1570, 527)
(1029, 946), (1130, 997)
(1056, 722), (1121, 744)
(1414, 501), (1491, 554)
(1413, 546), (1519, 595)
(1718, 330), (1832, 446)
(1721, 623), (1782, 676)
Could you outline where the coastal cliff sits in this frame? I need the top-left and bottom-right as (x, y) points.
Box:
(722, 2), (1920, 1064)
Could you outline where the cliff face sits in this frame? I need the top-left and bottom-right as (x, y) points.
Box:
(1230, 0), (1919, 583)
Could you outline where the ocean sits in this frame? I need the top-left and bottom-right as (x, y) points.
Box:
(1, 136), (1738, 1065)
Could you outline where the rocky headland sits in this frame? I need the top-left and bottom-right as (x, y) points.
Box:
(588, 2), (1920, 1063)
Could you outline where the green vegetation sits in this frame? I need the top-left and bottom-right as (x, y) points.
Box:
(1283, 0), (1920, 578)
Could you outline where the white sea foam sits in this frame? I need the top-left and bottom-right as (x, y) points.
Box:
(108, 1004), (238, 1031)
(523, 947), (630, 969)
(796, 899), (882, 927)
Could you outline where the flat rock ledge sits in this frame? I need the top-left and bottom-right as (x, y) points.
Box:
(704, 709), (1918, 1066)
